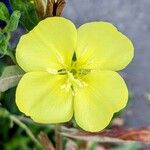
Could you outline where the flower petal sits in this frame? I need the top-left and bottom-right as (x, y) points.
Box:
(74, 71), (128, 132)
(76, 22), (134, 71)
(16, 72), (73, 123)
(16, 17), (77, 72)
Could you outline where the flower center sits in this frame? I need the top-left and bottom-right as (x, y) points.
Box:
(70, 68), (77, 76)
(57, 68), (91, 77)
(60, 70), (88, 95)
(51, 67), (89, 95)
(47, 53), (91, 94)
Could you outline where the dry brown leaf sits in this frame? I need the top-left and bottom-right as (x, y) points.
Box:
(99, 127), (150, 144)
(60, 126), (150, 145)
(34, 0), (47, 19)
(34, 0), (66, 20)
(55, 0), (66, 16)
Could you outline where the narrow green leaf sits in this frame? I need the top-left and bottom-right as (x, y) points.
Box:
(0, 2), (10, 22)
(10, 0), (39, 30)
(0, 65), (25, 92)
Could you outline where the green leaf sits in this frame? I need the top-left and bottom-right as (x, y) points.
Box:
(0, 32), (10, 55)
(4, 136), (31, 150)
(10, 0), (39, 30)
(3, 11), (21, 32)
(0, 2), (10, 22)
(0, 107), (10, 118)
(2, 87), (20, 114)
(0, 37), (8, 54)
(0, 32), (5, 43)
(0, 65), (25, 92)
(89, 143), (97, 150)
(112, 143), (141, 150)
(0, 61), (6, 75)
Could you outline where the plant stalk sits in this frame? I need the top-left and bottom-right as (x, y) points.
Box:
(10, 115), (42, 148)
(55, 124), (62, 150)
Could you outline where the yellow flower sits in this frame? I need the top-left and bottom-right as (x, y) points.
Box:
(16, 17), (134, 132)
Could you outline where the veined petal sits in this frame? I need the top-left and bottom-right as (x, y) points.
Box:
(76, 22), (134, 71)
(16, 72), (73, 123)
(16, 17), (77, 72)
(74, 71), (128, 132)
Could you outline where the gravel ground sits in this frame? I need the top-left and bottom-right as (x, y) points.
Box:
(63, 0), (150, 128)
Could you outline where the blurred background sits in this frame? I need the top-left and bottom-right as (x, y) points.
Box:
(63, 0), (150, 128)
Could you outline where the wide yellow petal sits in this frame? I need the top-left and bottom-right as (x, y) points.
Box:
(16, 72), (73, 123)
(76, 22), (134, 71)
(16, 17), (77, 72)
(74, 71), (128, 132)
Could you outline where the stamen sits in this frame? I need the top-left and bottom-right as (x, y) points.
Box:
(60, 83), (71, 92)
(79, 69), (91, 75)
(58, 69), (67, 75)
(67, 72), (88, 88)
(47, 68), (58, 74)
(60, 68), (88, 95)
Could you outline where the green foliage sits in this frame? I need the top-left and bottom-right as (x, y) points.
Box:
(0, 32), (8, 54)
(1, 87), (20, 114)
(4, 136), (31, 150)
(0, 61), (6, 75)
(0, 65), (25, 92)
(0, 107), (10, 118)
(111, 143), (141, 150)
(0, 2), (21, 62)
(10, 0), (39, 30)
(89, 142), (141, 150)
(0, 108), (11, 142)
(0, 2), (44, 149)
(0, 88), (55, 150)
(0, 2), (10, 21)
(3, 11), (21, 32)
(89, 143), (97, 150)
(0, 1), (55, 150)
